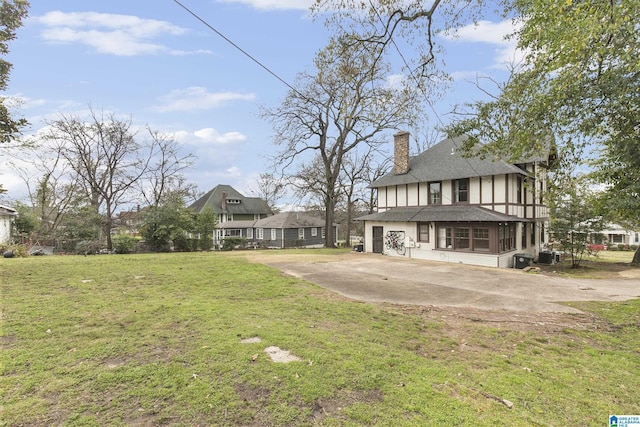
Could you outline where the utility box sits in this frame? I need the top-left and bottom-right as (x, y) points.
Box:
(514, 253), (533, 269)
(538, 251), (554, 264)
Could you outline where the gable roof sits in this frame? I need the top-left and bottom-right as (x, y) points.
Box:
(189, 184), (272, 216)
(370, 135), (527, 188)
(254, 212), (325, 228)
(0, 205), (18, 217)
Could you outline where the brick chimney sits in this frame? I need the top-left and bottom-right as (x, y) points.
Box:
(221, 191), (227, 210)
(394, 131), (410, 175)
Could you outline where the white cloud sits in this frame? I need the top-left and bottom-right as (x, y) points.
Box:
(170, 49), (214, 56)
(216, 0), (313, 11)
(165, 128), (247, 146)
(153, 87), (256, 112)
(194, 128), (247, 144)
(444, 19), (526, 69)
(34, 11), (195, 56)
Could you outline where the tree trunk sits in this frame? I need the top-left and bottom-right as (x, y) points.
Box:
(345, 199), (353, 249)
(324, 192), (336, 249)
(632, 246), (640, 265)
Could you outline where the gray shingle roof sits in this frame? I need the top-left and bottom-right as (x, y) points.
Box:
(189, 184), (272, 216)
(356, 205), (526, 222)
(370, 135), (527, 188)
(215, 220), (257, 229)
(254, 212), (325, 228)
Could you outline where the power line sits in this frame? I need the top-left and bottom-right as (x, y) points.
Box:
(172, 0), (300, 95)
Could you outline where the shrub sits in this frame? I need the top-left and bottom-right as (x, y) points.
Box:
(618, 244), (626, 251)
(172, 234), (192, 252)
(631, 245), (638, 251)
(75, 240), (103, 255)
(221, 237), (246, 251)
(112, 234), (138, 254)
(3, 245), (28, 258)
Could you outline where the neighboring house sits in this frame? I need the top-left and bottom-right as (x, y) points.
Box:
(216, 212), (337, 249)
(189, 184), (273, 247)
(115, 205), (150, 236)
(358, 132), (554, 268)
(254, 212), (335, 249)
(600, 224), (640, 247)
(0, 205), (18, 244)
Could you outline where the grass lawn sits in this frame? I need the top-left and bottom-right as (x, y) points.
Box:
(538, 248), (639, 279)
(2, 251), (639, 426)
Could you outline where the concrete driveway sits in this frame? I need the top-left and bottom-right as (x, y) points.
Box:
(263, 253), (640, 313)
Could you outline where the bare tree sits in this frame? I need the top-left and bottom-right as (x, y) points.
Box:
(138, 128), (197, 207)
(9, 146), (80, 239)
(249, 172), (286, 212)
(312, 0), (490, 81)
(340, 146), (381, 246)
(262, 36), (423, 248)
(45, 109), (151, 250)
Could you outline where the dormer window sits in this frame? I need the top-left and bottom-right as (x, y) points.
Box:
(226, 199), (241, 205)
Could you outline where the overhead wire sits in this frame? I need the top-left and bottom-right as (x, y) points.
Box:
(173, 0), (494, 207)
(366, 0), (493, 205)
(172, 0), (306, 100)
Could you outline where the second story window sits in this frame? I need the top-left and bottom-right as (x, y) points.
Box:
(429, 182), (441, 204)
(454, 178), (469, 203)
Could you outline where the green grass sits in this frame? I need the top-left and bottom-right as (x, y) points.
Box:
(2, 252), (639, 426)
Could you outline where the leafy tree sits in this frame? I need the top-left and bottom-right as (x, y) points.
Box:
(59, 205), (103, 241)
(141, 201), (194, 252)
(194, 206), (216, 251)
(12, 201), (38, 237)
(112, 234), (137, 254)
(447, 0), (640, 264)
(262, 35), (423, 248)
(0, 0), (29, 144)
(548, 175), (603, 268)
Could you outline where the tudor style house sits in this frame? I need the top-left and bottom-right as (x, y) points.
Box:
(359, 132), (554, 268)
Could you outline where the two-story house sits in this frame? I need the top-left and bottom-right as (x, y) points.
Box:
(189, 184), (273, 247)
(359, 132), (553, 268)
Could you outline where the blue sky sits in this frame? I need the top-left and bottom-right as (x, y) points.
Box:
(1, 0), (521, 207)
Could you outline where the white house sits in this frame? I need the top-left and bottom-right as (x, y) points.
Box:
(0, 205), (18, 244)
(358, 132), (554, 268)
(600, 224), (640, 247)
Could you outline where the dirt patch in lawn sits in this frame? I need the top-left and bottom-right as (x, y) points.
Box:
(398, 304), (609, 336)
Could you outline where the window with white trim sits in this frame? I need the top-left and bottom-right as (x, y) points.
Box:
(311, 227), (318, 237)
(271, 229), (277, 241)
(257, 228), (264, 239)
(298, 228), (305, 240)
